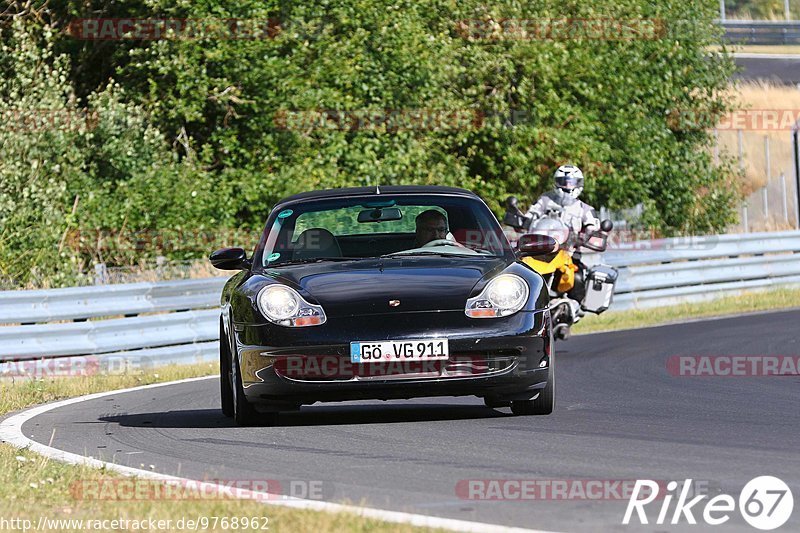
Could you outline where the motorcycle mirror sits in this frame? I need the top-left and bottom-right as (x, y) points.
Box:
(517, 234), (559, 256)
(600, 219), (613, 232)
(581, 231), (609, 252)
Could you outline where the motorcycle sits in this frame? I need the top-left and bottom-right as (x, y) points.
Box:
(503, 196), (618, 340)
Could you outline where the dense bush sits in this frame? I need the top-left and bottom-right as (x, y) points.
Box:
(1, 1), (738, 286)
(0, 21), (219, 286)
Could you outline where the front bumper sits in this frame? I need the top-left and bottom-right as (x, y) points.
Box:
(233, 309), (551, 406)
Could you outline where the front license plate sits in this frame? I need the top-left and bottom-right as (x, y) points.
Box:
(350, 339), (449, 363)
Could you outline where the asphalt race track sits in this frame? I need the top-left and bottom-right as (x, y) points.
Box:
(19, 310), (800, 532)
(735, 55), (800, 85)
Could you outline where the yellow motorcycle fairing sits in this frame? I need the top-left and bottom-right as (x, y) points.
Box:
(522, 250), (577, 293)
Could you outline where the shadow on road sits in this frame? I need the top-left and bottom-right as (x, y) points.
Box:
(99, 403), (509, 429)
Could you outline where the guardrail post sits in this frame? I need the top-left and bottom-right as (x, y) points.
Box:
(793, 128), (800, 228)
(93, 263), (109, 285)
(765, 136), (772, 224)
(766, 135), (771, 185)
(738, 129), (744, 171)
(720, 0), (726, 22)
(786, 0), (792, 21)
(156, 255), (166, 281)
(742, 203), (749, 233)
(781, 172), (790, 222)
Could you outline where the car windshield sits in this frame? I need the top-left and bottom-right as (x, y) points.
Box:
(257, 195), (511, 267)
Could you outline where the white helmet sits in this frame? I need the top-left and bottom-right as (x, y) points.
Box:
(553, 165), (584, 200)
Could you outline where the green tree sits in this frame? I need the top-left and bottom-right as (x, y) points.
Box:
(1, 0), (740, 287)
(0, 20), (220, 286)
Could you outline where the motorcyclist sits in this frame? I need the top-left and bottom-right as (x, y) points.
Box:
(525, 165), (599, 238)
(525, 165), (602, 308)
(502, 165), (615, 340)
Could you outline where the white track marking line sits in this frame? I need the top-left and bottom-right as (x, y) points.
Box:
(0, 376), (559, 533)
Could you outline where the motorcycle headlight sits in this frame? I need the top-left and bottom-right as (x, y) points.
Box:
(257, 285), (327, 327)
(465, 274), (529, 318)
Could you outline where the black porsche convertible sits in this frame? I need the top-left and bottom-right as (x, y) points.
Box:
(211, 186), (556, 425)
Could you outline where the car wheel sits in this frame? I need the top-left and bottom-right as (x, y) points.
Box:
(219, 319), (234, 418)
(511, 366), (555, 416)
(483, 397), (511, 409)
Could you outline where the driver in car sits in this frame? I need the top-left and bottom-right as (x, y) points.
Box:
(414, 210), (449, 247)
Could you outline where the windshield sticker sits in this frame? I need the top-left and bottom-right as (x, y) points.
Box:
(267, 252), (281, 263)
(277, 209), (293, 219)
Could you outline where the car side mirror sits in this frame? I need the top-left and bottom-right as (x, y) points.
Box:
(600, 219), (613, 232)
(210, 247), (250, 270)
(517, 234), (559, 256)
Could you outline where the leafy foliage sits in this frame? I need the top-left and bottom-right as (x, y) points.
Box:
(0, 21), (218, 286)
(1, 1), (738, 286)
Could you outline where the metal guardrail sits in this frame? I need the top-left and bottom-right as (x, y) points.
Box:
(603, 230), (800, 266)
(0, 278), (227, 324)
(1, 230), (799, 374)
(606, 230), (800, 310)
(721, 20), (800, 45)
(0, 278), (226, 376)
(0, 310), (219, 360)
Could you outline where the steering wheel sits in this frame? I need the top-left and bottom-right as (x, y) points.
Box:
(422, 239), (459, 248)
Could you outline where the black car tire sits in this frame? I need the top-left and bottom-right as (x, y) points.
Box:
(220, 320), (234, 418)
(511, 366), (555, 416)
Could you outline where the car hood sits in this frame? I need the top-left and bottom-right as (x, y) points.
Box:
(266, 256), (508, 317)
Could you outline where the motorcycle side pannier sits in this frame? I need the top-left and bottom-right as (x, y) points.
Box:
(581, 265), (618, 314)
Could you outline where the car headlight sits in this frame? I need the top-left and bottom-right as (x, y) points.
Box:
(257, 285), (327, 327)
(465, 274), (529, 318)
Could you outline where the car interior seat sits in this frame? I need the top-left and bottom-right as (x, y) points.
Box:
(293, 228), (342, 260)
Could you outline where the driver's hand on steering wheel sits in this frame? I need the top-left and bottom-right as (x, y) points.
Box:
(422, 236), (468, 248)
(447, 235), (468, 248)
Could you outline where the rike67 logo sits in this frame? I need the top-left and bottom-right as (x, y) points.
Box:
(623, 477), (794, 530)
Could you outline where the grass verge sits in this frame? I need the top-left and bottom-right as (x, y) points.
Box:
(574, 286), (800, 335)
(0, 364), (432, 532)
